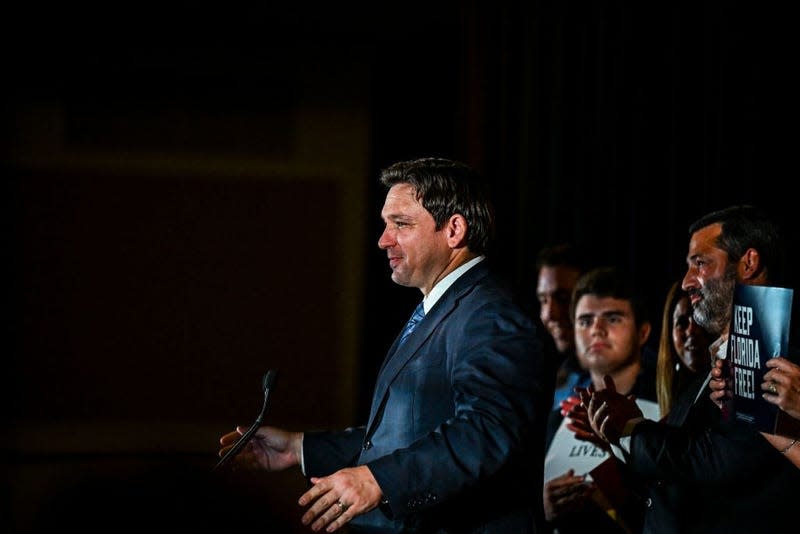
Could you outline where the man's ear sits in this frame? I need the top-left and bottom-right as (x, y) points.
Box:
(638, 321), (652, 348)
(445, 214), (469, 248)
(738, 248), (766, 282)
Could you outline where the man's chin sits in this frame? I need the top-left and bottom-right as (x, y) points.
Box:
(390, 272), (412, 287)
(551, 334), (573, 353)
(554, 341), (572, 353)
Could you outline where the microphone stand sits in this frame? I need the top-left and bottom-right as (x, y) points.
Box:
(214, 370), (277, 471)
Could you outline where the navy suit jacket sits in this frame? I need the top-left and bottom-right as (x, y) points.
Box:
(304, 261), (552, 533)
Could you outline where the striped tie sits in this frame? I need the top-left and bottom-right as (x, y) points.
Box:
(398, 302), (425, 345)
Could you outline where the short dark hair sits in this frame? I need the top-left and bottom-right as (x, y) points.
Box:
(571, 266), (649, 327)
(380, 157), (495, 255)
(688, 205), (784, 284)
(535, 243), (589, 274)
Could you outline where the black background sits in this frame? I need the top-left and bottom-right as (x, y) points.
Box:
(3, 2), (796, 530)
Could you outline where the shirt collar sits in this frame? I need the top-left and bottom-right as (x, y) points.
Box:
(422, 256), (485, 314)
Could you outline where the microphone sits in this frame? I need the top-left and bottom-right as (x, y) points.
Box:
(214, 369), (278, 471)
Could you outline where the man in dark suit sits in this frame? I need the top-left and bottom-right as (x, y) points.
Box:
(579, 205), (800, 533)
(218, 157), (552, 533)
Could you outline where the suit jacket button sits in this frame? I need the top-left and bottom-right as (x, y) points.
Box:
(645, 497), (653, 508)
(362, 440), (372, 450)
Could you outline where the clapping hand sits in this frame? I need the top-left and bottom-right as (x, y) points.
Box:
(564, 391), (609, 451)
(586, 375), (643, 445)
(542, 469), (595, 522)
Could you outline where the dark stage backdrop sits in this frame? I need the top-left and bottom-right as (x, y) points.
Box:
(4, 2), (796, 531)
(365, 0), (797, 416)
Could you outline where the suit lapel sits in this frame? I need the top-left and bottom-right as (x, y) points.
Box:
(669, 370), (713, 426)
(364, 263), (490, 438)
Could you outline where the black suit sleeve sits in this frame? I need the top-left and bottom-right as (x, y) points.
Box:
(628, 409), (781, 486)
(304, 426), (366, 477)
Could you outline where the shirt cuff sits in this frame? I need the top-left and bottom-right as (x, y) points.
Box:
(622, 416), (644, 438)
(611, 417), (645, 460)
(612, 439), (631, 462)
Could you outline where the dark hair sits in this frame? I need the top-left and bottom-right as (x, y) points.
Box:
(688, 205), (784, 284)
(535, 242), (589, 273)
(380, 157), (495, 255)
(570, 266), (649, 327)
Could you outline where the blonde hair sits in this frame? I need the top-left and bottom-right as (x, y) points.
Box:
(656, 281), (682, 416)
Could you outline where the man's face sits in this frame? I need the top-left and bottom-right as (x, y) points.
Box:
(378, 183), (451, 294)
(536, 265), (581, 354)
(574, 295), (648, 377)
(682, 223), (737, 336)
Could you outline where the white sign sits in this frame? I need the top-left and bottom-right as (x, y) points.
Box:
(544, 398), (659, 482)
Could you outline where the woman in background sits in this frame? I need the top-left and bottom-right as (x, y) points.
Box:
(655, 281), (711, 417)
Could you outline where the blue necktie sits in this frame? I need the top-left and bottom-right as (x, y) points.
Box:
(399, 302), (425, 346)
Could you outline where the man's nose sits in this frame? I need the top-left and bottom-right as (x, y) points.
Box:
(590, 318), (606, 334)
(681, 270), (697, 293)
(378, 228), (394, 249)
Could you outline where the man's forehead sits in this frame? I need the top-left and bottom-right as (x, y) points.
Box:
(576, 295), (632, 313)
(688, 223), (723, 255)
(537, 265), (581, 291)
(381, 184), (424, 216)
